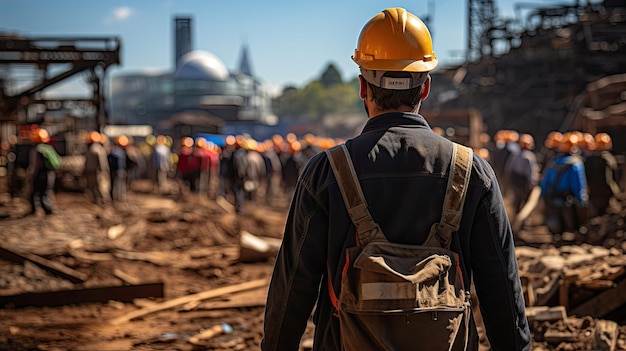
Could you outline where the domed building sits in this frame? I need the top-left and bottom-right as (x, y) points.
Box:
(175, 50), (230, 82)
(109, 16), (275, 137)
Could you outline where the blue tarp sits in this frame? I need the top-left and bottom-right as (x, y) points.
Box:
(192, 133), (228, 147)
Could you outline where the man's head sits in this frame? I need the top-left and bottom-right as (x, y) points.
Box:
(353, 8), (437, 115)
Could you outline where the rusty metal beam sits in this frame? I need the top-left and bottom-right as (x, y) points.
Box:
(0, 36), (120, 65)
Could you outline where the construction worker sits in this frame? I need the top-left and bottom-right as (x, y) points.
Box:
(27, 127), (59, 215)
(109, 135), (129, 202)
(492, 129), (519, 192)
(83, 131), (110, 205)
(504, 133), (539, 213)
(151, 135), (171, 194)
(584, 133), (619, 216)
(194, 137), (212, 196)
(539, 132), (588, 234)
(262, 8), (530, 351)
(541, 131), (563, 172)
(176, 137), (201, 193)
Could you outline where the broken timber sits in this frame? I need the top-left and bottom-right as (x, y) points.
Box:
(0, 245), (87, 283)
(110, 278), (269, 325)
(0, 282), (164, 308)
(570, 277), (626, 318)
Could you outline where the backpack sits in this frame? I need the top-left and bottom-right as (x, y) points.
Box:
(326, 143), (473, 351)
(37, 143), (62, 170)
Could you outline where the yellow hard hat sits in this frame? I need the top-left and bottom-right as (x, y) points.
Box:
(353, 8), (437, 89)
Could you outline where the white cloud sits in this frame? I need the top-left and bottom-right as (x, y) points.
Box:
(112, 6), (133, 21)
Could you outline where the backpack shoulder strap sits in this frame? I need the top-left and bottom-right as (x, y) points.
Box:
(326, 144), (385, 245)
(424, 143), (473, 248)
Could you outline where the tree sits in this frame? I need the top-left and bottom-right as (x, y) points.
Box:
(271, 64), (363, 122)
(320, 63), (343, 88)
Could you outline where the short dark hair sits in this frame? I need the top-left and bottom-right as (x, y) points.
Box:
(366, 82), (423, 110)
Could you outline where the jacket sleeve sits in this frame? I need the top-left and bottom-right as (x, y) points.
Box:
(261, 176), (328, 350)
(470, 177), (531, 350)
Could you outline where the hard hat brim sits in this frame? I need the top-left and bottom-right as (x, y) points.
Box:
(360, 68), (429, 90)
(352, 56), (438, 73)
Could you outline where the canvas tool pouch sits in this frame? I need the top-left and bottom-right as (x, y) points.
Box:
(340, 242), (470, 351)
(326, 143), (473, 351)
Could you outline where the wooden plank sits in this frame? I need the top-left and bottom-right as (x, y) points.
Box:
(239, 231), (281, 263)
(109, 278), (269, 325)
(570, 278), (626, 318)
(188, 323), (233, 345)
(525, 306), (568, 322)
(113, 269), (142, 285)
(544, 330), (577, 344)
(0, 282), (164, 308)
(189, 289), (267, 311)
(113, 250), (232, 269)
(0, 245), (87, 283)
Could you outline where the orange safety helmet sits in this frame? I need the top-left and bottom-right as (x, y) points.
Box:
(195, 137), (207, 148)
(30, 128), (50, 144)
(181, 137), (194, 148)
(558, 132), (579, 153)
(86, 131), (100, 144)
(225, 135), (236, 146)
(156, 135), (167, 145)
(115, 135), (129, 147)
(595, 133), (612, 150)
(476, 148), (490, 161)
(353, 8), (437, 73)
(519, 134), (534, 150)
(290, 140), (302, 154)
(580, 133), (596, 151)
(544, 131), (563, 149)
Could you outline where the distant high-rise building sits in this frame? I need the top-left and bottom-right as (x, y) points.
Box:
(174, 16), (192, 67)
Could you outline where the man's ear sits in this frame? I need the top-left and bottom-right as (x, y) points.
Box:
(420, 75), (431, 101)
(359, 75), (368, 99)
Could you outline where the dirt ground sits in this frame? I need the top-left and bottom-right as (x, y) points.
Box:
(0, 179), (625, 351)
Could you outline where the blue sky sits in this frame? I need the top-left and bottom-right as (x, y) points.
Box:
(0, 0), (575, 96)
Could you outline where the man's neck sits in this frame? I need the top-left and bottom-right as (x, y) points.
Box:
(369, 107), (418, 118)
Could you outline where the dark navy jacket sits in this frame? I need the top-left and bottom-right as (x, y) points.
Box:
(262, 112), (531, 351)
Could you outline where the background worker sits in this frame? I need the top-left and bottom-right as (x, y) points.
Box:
(83, 131), (110, 206)
(505, 133), (539, 214)
(584, 132), (620, 217)
(27, 127), (58, 215)
(262, 8), (530, 351)
(540, 132), (588, 235)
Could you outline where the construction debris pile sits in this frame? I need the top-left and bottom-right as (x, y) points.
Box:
(518, 244), (626, 350)
(0, 185), (625, 350)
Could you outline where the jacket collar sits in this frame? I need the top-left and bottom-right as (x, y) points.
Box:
(361, 112), (430, 134)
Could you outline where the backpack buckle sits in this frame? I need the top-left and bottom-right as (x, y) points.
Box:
(349, 204), (380, 242)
